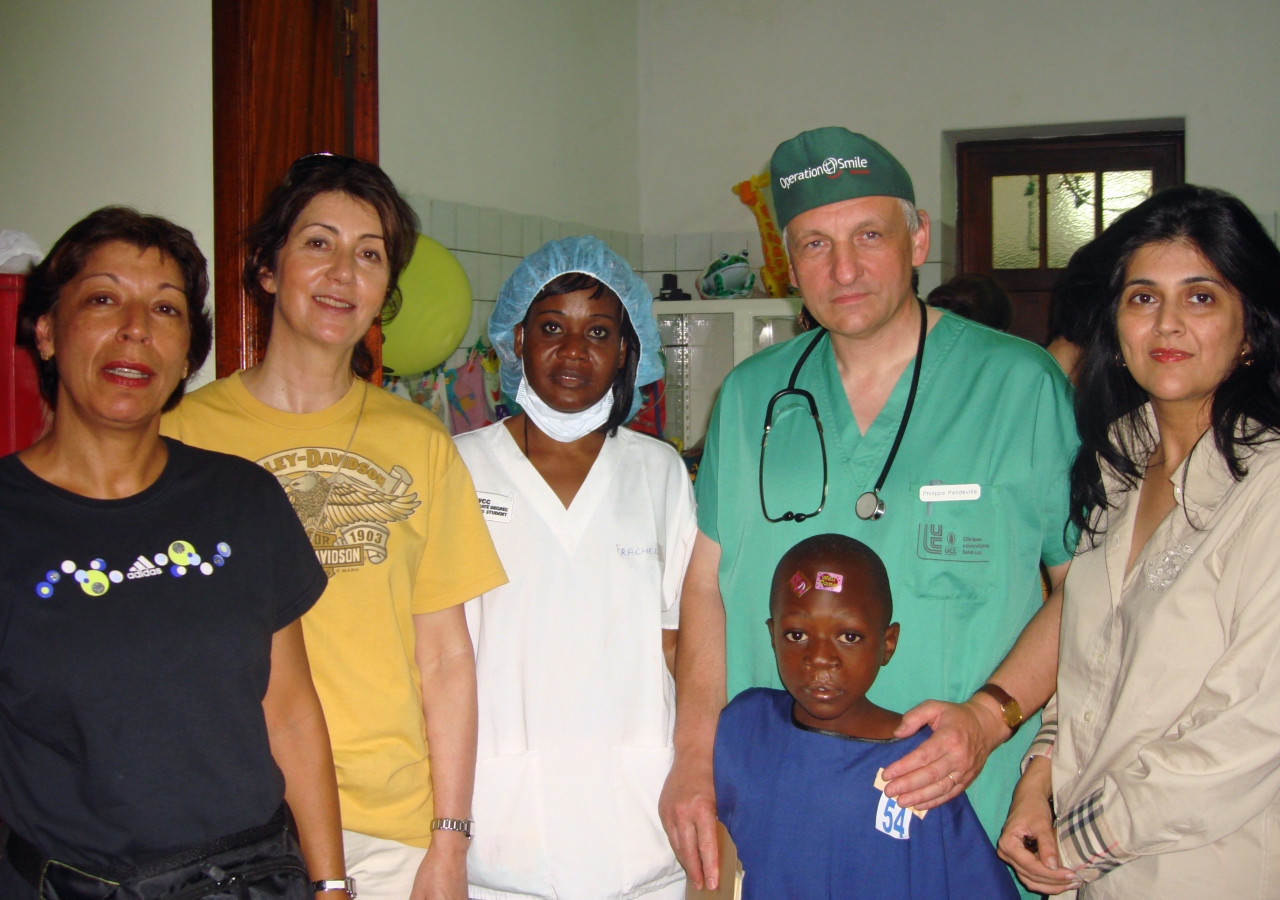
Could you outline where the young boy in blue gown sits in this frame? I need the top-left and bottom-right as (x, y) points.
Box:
(713, 534), (1019, 899)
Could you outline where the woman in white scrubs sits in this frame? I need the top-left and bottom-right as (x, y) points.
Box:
(455, 237), (696, 900)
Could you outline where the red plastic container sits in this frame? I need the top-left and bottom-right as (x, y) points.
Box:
(0, 274), (47, 455)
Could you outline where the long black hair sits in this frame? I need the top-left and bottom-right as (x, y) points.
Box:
(1067, 184), (1280, 544)
(522, 271), (640, 436)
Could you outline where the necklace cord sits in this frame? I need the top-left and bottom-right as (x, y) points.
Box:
(304, 380), (368, 543)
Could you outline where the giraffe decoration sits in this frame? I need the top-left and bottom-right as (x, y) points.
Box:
(733, 172), (793, 299)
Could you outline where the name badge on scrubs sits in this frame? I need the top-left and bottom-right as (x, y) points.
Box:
(918, 483), (981, 502)
(476, 491), (513, 523)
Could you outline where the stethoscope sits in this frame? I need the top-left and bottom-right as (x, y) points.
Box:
(759, 298), (927, 523)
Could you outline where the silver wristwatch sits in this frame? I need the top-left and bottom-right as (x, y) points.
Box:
(431, 817), (475, 839)
(313, 877), (356, 898)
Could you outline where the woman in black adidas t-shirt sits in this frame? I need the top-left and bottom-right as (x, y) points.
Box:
(0, 208), (350, 899)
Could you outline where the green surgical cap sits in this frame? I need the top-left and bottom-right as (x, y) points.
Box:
(770, 127), (915, 231)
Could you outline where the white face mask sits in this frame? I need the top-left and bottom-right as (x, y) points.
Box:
(516, 375), (614, 443)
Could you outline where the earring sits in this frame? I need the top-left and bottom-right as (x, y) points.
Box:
(39, 350), (52, 362)
(1114, 352), (1127, 368)
(182, 364), (190, 379)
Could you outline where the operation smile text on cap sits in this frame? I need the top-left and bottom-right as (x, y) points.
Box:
(770, 127), (915, 231)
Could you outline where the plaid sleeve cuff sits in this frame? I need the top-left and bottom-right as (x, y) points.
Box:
(1056, 787), (1137, 882)
(1020, 712), (1057, 773)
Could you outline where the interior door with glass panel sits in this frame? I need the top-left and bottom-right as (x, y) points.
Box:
(957, 132), (1183, 343)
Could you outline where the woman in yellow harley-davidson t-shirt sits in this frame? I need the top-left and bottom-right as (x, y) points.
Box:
(163, 154), (506, 900)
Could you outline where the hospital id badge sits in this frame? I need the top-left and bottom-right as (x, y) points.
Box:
(476, 491), (513, 523)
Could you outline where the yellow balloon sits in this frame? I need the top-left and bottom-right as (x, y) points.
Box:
(382, 234), (473, 376)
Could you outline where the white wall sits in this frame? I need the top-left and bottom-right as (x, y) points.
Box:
(637, 0), (1280, 291)
(0, 0), (215, 383)
(380, 0), (641, 233)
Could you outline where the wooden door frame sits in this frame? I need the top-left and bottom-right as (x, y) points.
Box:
(211, 0), (380, 380)
(958, 131), (1184, 278)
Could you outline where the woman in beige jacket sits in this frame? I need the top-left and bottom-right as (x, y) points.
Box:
(999, 185), (1280, 898)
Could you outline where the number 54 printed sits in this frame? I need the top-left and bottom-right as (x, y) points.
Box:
(876, 791), (911, 840)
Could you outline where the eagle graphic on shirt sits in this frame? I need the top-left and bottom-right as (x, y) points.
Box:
(256, 447), (421, 576)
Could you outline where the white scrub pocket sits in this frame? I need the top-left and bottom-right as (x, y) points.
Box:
(468, 752), (556, 899)
(610, 746), (683, 893)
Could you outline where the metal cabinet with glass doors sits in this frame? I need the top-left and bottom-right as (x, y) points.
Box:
(652, 298), (800, 450)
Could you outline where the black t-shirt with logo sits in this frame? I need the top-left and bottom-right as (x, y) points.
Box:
(0, 438), (326, 873)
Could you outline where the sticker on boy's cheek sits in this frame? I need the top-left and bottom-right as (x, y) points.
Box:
(789, 571), (810, 597)
(815, 571), (843, 592)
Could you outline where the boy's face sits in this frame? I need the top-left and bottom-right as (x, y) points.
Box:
(767, 560), (899, 732)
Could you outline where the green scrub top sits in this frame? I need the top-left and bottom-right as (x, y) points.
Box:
(697, 312), (1078, 847)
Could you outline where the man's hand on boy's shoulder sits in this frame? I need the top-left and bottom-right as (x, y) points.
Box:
(879, 694), (1011, 811)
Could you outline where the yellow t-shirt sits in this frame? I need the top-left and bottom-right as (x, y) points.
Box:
(162, 373), (506, 847)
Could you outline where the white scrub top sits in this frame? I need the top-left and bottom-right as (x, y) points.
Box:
(455, 422), (697, 900)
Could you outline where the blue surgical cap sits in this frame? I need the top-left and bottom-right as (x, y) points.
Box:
(490, 236), (663, 419)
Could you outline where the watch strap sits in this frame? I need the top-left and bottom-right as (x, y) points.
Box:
(312, 877), (356, 897)
(976, 683), (1024, 731)
(431, 817), (475, 839)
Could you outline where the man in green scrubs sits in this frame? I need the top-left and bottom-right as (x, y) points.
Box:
(660, 127), (1078, 894)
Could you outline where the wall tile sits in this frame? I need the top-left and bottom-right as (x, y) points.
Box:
(499, 255), (519, 283)
(626, 233), (644, 271)
(429, 200), (456, 248)
(747, 230), (766, 274)
(460, 300), (496, 350)
(454, 250), (480, 294)
(676, 233), (712, 271)
(542, 219), (562, 243)
(500, 212), (522, 256)
(454, 203), (479, 252)
(679, 270), (704, 297)
(711, 231), (753, 259)
(641, 271), (665, 298)
(521, 215), (542, 255)
(643, 234), (676, 272)
(479, 208), (501, 254)
(478, 253), (501, 301)
(406, 194), (432, 235)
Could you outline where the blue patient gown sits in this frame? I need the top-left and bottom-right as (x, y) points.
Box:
(715, 689), (1019, 900)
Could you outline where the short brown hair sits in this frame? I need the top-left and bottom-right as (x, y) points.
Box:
(243, 154), (420, 379)
(18, 206), (212, 409)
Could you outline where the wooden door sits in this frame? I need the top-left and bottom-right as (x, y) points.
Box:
(957, 132), (1183, 344)
(212, 0), (380, 378)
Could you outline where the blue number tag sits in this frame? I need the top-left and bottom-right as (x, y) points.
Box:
(875, 791), (911, 840)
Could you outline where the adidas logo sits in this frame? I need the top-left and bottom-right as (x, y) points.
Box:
(126, 556), (164, 580)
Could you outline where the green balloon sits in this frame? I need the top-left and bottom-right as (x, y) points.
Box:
(381, 234), (473, 376)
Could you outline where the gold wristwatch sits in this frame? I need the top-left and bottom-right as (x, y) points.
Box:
(975, 683), (1023, 733)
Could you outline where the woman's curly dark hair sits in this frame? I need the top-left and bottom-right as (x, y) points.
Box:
(18, 206), (211, 410)
(243, 154), (419, 379)
(1066, 184), (1280, 545)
